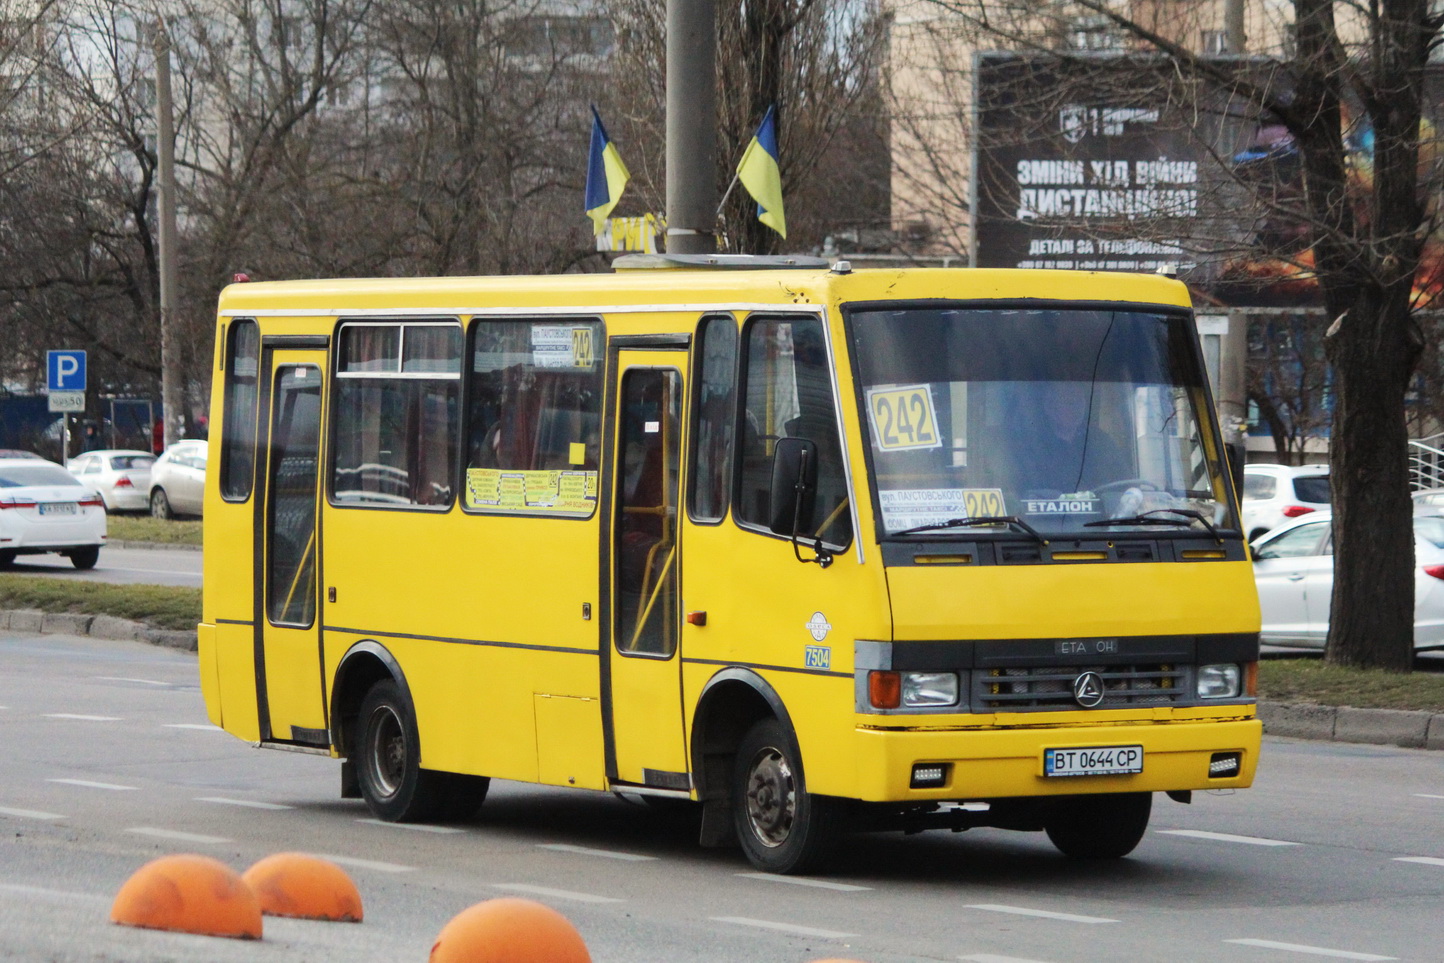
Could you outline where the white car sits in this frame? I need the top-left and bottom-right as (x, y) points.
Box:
(0, 457), (107, 569)
(1241, 463), (1331, 542)
(67, 449), (156, 513)
(1252, 511), (1444, 649)
(149, 439), (208, 518)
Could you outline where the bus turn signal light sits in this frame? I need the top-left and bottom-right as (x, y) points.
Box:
(869, 671), (901, 709)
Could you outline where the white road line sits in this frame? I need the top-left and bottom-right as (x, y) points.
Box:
(1412, 793), (1444, 800)
(492, 884), (623, 904)
(44, 714), (121, 722)
(710, 917), (856, 939)
(959, 955), (1056, 963)
(47, 778), (136, 791)
(357, 818), (463, 834)
(195, 796), (294, 811)
(1393, 856), (1444, 867)
(94, 677), (170, 686)
(1224, 938), (1396, 960)
(126, 827), (231, 844)
(736, 871), (871, 891)
(319, 854), (416, 873)
(0, 806), (66, 821)
(965, 904), (1118, 924)
(539, 843), (657, 861)
(1158, 829), (1299, 846)
(164, 723), (224, 731)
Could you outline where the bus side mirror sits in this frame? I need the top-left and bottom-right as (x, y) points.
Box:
(769, 437), (817, 537)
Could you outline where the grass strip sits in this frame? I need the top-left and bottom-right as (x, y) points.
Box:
(1259, 658), (1444, 713)
(0, 575), (200, 631)
(107, 515), (203, 547)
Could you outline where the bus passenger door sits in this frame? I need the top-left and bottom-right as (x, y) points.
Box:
(605, 349), (689, 790)
(255, 348), (328, 746)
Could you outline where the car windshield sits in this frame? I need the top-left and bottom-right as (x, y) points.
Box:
(1292, 475), (1331, 503)
(0, 465), (82, 487)
(1415, 515), (1444, 549)
(846, 304), (1237, 538)
(110, 455), (154, 470)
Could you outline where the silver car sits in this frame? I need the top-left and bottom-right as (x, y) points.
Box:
(67, 449), (155, 513)
(149, 440), (208, 518)
(0, 458), (107, 569)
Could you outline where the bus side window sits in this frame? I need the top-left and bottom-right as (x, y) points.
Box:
(689, 314), (738, 523)
(220, 319), (260, 501)
(737, 317), (851, 549)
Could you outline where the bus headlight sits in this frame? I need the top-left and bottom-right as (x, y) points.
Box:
(1197, 664), (1241, 699)
(902, 672), (959, 707)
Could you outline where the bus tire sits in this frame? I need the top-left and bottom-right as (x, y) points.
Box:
(731, 717), (843, 874)
(355, 679), (447, 822)
(1045, 792), (1152, 859)
(436, 773), (491, 821)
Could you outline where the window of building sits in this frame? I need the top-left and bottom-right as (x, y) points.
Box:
(332, 322), (462, 508)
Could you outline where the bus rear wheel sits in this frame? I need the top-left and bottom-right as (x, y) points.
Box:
(731, 717), (844, 874)
(1045, 792), (1152, 859)
(355, 679), (452, 822)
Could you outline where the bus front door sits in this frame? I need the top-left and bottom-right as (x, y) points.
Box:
(254, 349), (327, 747)
(606, 350), (689, 791)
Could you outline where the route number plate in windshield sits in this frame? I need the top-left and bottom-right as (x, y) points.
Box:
(1044, 745), (1143, 777)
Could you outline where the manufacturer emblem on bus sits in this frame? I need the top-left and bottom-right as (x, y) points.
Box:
(1073, 671), (1105, 708)
(805, 611), (832, 642)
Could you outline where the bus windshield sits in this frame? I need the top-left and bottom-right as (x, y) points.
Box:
(847, 304), (1237, 539)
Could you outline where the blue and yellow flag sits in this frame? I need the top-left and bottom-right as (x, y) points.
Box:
(737, 105), (786, 238)
(585, 106), (630, 235)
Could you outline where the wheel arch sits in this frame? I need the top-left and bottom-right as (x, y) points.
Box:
(330, 640), (412, 758)
(690, 668), (798, 803)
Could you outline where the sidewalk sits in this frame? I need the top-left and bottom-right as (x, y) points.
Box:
(7, 606), (1443, 752)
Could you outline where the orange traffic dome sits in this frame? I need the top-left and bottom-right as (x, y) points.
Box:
(429, 897), (591, 963)
(110, 853), (262, 939)
(242, 852), (363, 922)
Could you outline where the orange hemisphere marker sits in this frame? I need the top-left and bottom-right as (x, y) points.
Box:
(242, 852), (363, 922)
(110, 853), (262, 939)
(429, 897), (591, 963)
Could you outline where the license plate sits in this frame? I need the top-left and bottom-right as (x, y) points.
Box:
(1044, 745), (1143, 777)
(38, 502), (78, 516)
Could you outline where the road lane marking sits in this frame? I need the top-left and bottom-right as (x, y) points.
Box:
(165, 723), (224, 731)
(1412, 793), (1444, 800)
(959, 955), (1057, 963)
(320, 854), (416, 873)
(44, 714), (121, 721)
(965, 904), (1118, 924)
(539, 843), (657, 861)
(94, 677), (170, 686)
(1158, 829), (1299, 846)
(126, 827), (231, 844)
(1394, 856), (1444, 867)
(0, 806), (66, 820)
(493, 884), (623, 904)
(710, 917), (856, 939)
(736, 871), (871, 891)
(195, 797), (294, 810)
(48, 778), (136, 791)
(357, 818), (464, 834)
(1224, 938), (1396, 960)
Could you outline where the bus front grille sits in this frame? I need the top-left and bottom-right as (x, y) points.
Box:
(978, 664), (1184, 710)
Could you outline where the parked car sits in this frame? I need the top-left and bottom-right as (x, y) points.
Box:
(1241, 463), (1331, 542)
(67, 449), (155, 513)
(149, 439), (207, 518)
(1413, 487), (1444, 513)
(1252, 511), (1444, 650)
(0, 457), (106, 569)
(0, 449), (43, 459)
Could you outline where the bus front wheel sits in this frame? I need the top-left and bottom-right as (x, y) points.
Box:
(1045, 792), (1152, 859)
(731, 717), (844, 874)
(355, 679), (451, 822)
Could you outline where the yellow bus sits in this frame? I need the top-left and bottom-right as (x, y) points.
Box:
(199, 255), (1261, 874)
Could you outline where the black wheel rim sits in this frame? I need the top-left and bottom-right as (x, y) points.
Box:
(743, 744), (796, 848)
(366, 704), (406, 799)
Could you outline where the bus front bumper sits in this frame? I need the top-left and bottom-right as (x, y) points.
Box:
(850, 717), (1261, 802)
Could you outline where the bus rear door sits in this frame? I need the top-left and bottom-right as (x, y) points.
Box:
(255, 345), (327, 746)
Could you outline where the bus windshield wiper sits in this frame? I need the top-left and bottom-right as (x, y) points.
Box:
(894, 515), (1049, 545)
(1083, 508), (1222, 543)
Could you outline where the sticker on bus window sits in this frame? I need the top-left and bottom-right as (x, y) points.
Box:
(866, 385), (942, 452)
(466, 468), (598, 516)
(532, 325), (597, 370)
(877, 488), (1005, 531)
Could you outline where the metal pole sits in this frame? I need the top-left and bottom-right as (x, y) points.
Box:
(1224, 0), (1246, 52)
(154, 22), (181, 449)
(665, 0), (717, 254)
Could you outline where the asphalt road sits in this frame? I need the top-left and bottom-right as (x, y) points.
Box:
(4, 630), (1444, 962)
(6, 544), (201, 587)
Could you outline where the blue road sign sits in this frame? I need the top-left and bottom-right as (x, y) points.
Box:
(47, 350), (86, 392)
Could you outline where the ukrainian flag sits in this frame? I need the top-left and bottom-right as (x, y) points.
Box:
(737, 105), (786, 238)
(585, 106), (630, 235)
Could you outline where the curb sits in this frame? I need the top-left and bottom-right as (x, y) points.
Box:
(5, 608), (1442, 750)
(106, 540), (202, 552)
